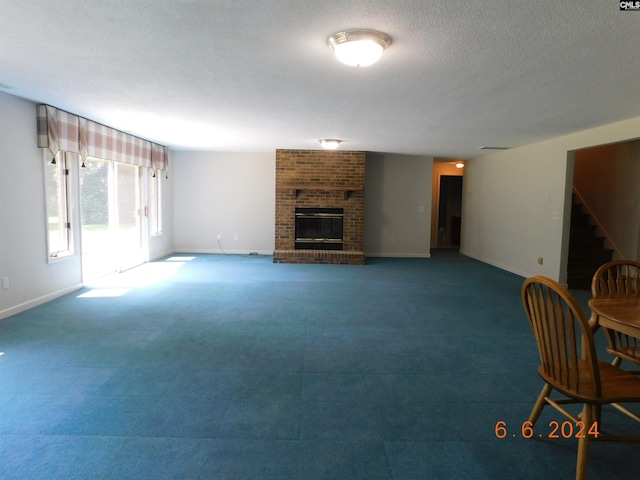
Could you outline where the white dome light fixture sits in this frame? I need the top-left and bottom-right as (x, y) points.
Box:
(319, 139), (342, 150)
(455, 161), (465, 169)
(328, 29), (391, 67)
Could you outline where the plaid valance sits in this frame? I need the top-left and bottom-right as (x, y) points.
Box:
(37, 104), (168, 174)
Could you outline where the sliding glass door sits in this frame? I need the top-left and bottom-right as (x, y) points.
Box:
(114, 162), (143, 272)
(80, 159), (143, 282)
(80, 158), (111, 281)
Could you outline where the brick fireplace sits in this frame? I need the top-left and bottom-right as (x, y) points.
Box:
(273, 149), (366, 265)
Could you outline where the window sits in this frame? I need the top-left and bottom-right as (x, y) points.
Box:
(149, 171), (162, 236)
(44, 152), (74, 259)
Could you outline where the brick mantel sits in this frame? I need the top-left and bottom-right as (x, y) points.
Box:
(274, 149), (366, 264)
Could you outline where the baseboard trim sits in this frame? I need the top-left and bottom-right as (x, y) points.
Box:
(149, 249), (175, 262)
(459, 249), (530, 278)
(0, 283), (84, 321)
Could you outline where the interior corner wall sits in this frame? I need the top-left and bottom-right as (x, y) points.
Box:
(364, 153), (433, 257)
(172, 150), (275, 254)
(460, 116), (640, 282)
(0, 92), (83, 319)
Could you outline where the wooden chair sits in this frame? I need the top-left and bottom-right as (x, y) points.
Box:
(591, 260), (640, 367)
(522, 276), (640, 480)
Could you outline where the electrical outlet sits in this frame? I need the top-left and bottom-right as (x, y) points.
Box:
(538, 257), (543, 265)
(2, 277), (9, 289)
(234, 235), (239, 241)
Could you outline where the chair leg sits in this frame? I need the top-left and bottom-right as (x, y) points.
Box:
(576, 403), (593, 480)
(611, 357), (622, 367)
(593, 404), (601, 425)
(529, 383), (552, 425)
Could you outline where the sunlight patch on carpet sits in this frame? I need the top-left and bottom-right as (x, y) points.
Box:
(86, 261), (187, 289)
(77, 288), (131, 298)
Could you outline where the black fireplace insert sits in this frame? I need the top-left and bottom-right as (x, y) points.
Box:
(295, 207), (344, 250)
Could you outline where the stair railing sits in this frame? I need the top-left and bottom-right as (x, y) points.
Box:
(572, 186), (623, 260)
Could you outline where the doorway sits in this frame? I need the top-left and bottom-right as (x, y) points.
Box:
(80, 159), (143, 282)
(437, 175), (463, 248)
(565, 139), (640, 286)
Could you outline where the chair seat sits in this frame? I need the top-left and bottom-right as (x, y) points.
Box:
(539, 360), (640, 404)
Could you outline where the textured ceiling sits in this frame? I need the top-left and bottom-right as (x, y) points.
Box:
(1, 1), (639, 158)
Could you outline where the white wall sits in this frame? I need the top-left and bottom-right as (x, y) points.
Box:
(364, 153), (433, 257)
(0, 93), (83, 319)
(461, 115), (640, 282)
(172, 151), (276, 254)
(171, 150), (434, 259)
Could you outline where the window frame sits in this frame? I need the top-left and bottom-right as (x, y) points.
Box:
(43, 151), (77, 262)
(148, 169), (162, 236)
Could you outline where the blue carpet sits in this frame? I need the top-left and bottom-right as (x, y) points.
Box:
(0, 251), (637, 479)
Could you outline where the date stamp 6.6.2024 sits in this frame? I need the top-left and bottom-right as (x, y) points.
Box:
(494, 420), (599, 439)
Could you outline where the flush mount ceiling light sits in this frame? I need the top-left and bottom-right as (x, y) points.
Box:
(455, 161), (465, 169)
(328, 29), (391, 67)
(319, 139), (342, 150)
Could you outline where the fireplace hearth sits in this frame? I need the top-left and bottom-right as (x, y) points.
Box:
(273, 149), (365, 264)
